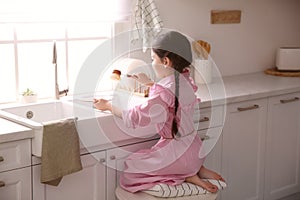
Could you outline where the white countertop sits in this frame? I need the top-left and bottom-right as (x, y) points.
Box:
(0, 72), (299, 144)
(197, 72), (300, 107)
(0, 118), (33, 144)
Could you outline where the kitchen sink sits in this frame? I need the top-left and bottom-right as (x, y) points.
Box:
(0, 92), (156, 157)
(0, 100), (100, 156)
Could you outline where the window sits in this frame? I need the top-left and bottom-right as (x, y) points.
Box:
(0, 43), (16, 102)
(0, 0), (132, 103)
(0, 22), (114, 103)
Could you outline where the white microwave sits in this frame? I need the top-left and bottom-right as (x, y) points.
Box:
(276, 47), (300, 71)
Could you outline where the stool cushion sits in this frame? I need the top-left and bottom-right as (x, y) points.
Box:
(142, 179), (226, 198)
(115, 186), (218, 200)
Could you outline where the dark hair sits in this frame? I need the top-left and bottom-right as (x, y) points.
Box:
(152, 31), (192, 138)
(152, 48), (191, 138)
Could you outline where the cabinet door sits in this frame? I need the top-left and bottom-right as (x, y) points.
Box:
(264, 93), (300, 200)
(0, 167), (31, 200)
(0, 139), (31, 172)
(194, 105), (224, 174)
(221, 99), (267, 200)
(33, 151), (106, 200)
(106, 139), (158, 200)
(198, 127), (223, 173)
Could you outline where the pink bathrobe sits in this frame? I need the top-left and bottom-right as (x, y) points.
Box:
(120, 71), (205, 193)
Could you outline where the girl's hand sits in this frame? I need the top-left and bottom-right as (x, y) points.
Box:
(130, 73), (154, 86)
(93, 98), (112, 111)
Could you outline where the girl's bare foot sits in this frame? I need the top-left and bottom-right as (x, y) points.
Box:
(185, 175), (218, 193)
(198, 166), (225, 182)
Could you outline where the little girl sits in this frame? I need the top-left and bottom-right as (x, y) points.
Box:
(94, 31), (224, 193)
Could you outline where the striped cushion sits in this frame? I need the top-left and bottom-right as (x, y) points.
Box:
(142, 179), (226, 198)
(116, 186), (218, 200)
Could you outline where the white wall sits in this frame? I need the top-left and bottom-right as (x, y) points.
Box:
(154, 0), (300, 76)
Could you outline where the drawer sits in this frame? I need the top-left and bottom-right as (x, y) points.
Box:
(0, 167), (31, 200)
(197, 126), (223, 160)
(227, 98), (267, 113)
(0, 139), (31, 172)
(269, 92), (300, 105)
(194, 105), (224, 130)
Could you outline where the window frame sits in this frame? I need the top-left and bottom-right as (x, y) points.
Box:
(0, 21), (115, 104)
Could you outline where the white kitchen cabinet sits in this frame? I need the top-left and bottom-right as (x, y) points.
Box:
(0, 167), (31, 200)
(33, 151), (106, 200)
(264, 92), (300, 200)
(198, 127), (223, 175)
(0, 139), (31, 173)
(195, 105), (224, 174)
(221, 98), (268, 200)
(106, 139), (158, 200)
(0, 139), (32, 200)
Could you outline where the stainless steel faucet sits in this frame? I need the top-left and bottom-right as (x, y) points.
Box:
(52, 41), (69, 100)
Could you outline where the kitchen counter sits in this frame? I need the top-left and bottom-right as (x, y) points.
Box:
(75, 72), (300, 153)
(0, 117), (33, 143)
(1, 72), (300, 145)
(197, 72), (300, 108)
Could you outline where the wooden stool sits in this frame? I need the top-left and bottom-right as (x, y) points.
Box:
(115, 186), (218, 200)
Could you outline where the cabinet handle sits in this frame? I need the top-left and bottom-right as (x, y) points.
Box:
(99, 158), (106, 163)
(0, 156), (4, 162)
(199, 117), (210, 123)
(237, 104), (259, 111)
(0, 181), (5, 188)
(200, 135), (210, 141)
(280, 97), (299, 104)
(110, 155), (116, 160)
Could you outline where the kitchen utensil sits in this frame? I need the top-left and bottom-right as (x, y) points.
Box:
(110, 69), (133, 80)
(192, 40), (211, 59)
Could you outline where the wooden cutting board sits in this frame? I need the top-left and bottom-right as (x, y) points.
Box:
(264, 68), (300, 77)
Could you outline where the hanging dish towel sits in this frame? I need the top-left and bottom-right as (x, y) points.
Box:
(41, 118), (82, 186)
(132, 0), (163, 52)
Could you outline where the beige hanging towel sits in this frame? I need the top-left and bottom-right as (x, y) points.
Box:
(41, 118), (82, 186)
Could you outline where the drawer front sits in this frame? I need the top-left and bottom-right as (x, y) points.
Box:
(227, 98), (267, 113)
(0, 139), (31, 172)
(269, 92), (300, 105)
(197, 126), (223, 159)
(194, 105), (224, 130)
(0, 167), (32, 200)
(197, 127), (223, 172)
